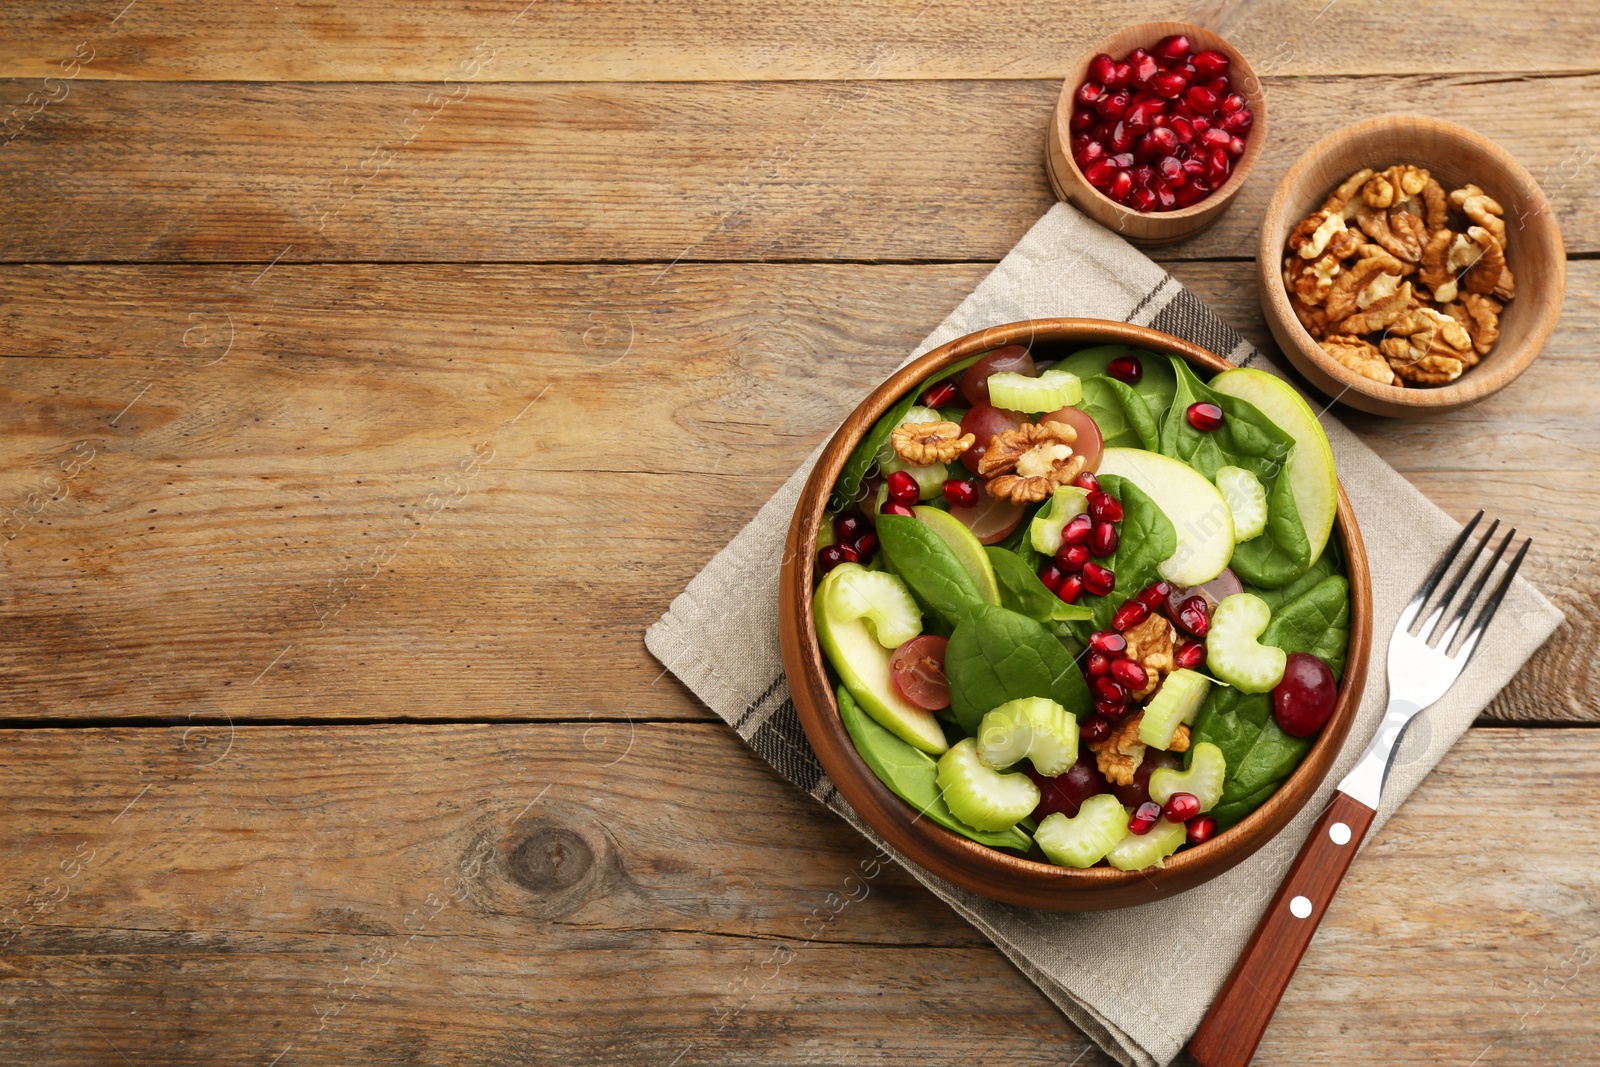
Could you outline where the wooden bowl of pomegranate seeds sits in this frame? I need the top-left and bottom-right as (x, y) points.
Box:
(1260, 115), (1566, 416)
(778, 319), (1372, 911)
(1046, 22), (1268, 246)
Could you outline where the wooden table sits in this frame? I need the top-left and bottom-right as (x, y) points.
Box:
(1, 3), (1595, 1063)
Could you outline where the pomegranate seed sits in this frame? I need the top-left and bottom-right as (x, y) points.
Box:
(1186, 85), (1220, 112)
(1083, 158), (1117, 189)
(1186, 814), (1218, 845)
(853, 531), (878, 559)
(1174, 640), (1208, 670)
(1086, 650), (1110, 678)
(1094, 698), (1129, 719)
(1190, 113), (1212, 135)
(1072, 471), (1100, 494)
(1137, 581), (1173, 608)
(1186, 401), (1224, 431)
(1056, 574), (1084, 604)
(1129, 186), (1157, 212)
(1125, 98), (1163, 135)
(1163, 792), (1201, 823)
(942, 479), (979, 509)
(1113, 599), (1150, 631)
(1056, 543), (1091, 572)
(1168, 115), (1195, 143)
(886, 470), (919, 505)
(1088, 630), (1128, 655)
(1061, 513), (1093, 545)
(1151, 70), (1188, 99)
(1199, 126), (1231, 152)
(1110, 151), (1135, 170)
(1111, 657), (1149, 690)
(1080, 714), (1111, 744)
(1131, 163), (1157, 188)
(1074, 140), (1107, 169)
(920, 379), (959, 408)
(1089, 491), (1124, 522)
(817, 544), (849, 574)
(1088, 54), (1117, 86)
(1129, 801), (1161, 835)
(834, 512), (867, 544)
(1038, 563), (1066, 593)
(1090, 520), (1118, 557)
(880, 501), (915, 518)
(1220, 92), (1245, 115)
(1136, 126), (1177, 162)
(1176, 595), (1211, 637)
(1082, 561), (1115, 596)
(1075, 80), (1105, 107)
(1208, 76), (1231, 96)
(1157, 154), (1184, 185)
(1113, 61), (1134, 88)
(1128, 48), (1159, 88)
(1154, 34), (1191, 61)
(1070, 106), (1096, 134)
(1092, 675), (1128, 704)
(1175, 176), (1211, 207)
(1109, 121), (1135, 153)
(1095, 89), (1131, 120)
(1221, 107), (1253, 133)
(1192, 49), (1229, 78)
(1206, 148), (1231, 186)
(1106, 355), (1143, 384)
(1154, 182), (1177, 210)
(1224, 134), (1246, 159)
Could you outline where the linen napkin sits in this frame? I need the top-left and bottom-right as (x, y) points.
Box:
(645, 202), (1563, 1067)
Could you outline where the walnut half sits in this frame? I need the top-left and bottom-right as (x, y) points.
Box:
(890, 420), (974, 466)
(977, 422), (1084, 505)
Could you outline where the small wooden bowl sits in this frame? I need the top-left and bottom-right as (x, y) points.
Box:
(1259, 116), (1566, 417)
(1046, 22), (1268, 245)
(778, 319), (1372, 911)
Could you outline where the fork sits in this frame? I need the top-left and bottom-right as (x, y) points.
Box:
(1189, 511), (1530, 1067)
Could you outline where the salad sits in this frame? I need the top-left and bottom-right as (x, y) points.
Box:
(813, 344), (1351, 872)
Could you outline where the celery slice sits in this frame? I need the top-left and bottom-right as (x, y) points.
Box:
(1206, 593), (1288, 693)
(1149, 741), (1226, 812)
(1138, 669), (1211, 750)
(986, 369), (1084, 413)
(1036, 794), (1130, 868)
(1028, 485), (1091, 555)
(934, 738), (1039, 831)
(975, 696), (1079, 776)
(821, 563), (923, 649)
(1105, 816), (1187, 870)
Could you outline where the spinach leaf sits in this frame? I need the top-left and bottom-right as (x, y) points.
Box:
(1159, 357), (1313, 588)
(1245, 551), (1338, 613)
(837, 685), (1032, 850)
(945, 604), (1092, 735)
(875, 514), (985, 627)
(986, 546), (1094, 624)
(1079, 375), (1159, 450)
(1192, 574), (1351, 825)
(1076, 473), (1176, 630)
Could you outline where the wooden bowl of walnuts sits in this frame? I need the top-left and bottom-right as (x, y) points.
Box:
(1258, 116), (1565, 416)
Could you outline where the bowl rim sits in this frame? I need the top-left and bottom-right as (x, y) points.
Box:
(1052, 20), (1269, 223)
(1257, 113), (1566, 409)
(778, 318), (1372, 911)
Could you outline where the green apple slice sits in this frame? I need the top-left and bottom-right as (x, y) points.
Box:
(912, 506), (1002, 606)
(1097, 447), (1235, 586)
(815, 566), (948, 754)
(1210, 368), (1338, 564)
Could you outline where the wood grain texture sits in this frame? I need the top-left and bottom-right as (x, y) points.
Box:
(0, 0), (1593, 81)
(0, 261), (1591, 724)
(3, 76), (1600, 264)
(0, 724), (1594, 1066)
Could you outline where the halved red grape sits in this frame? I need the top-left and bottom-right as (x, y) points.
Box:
(1272, 652), (1337, 737)
(960, 346), (1036, 406)
(948, 492), (1025, 545)
(1027, 751), (1112, 820)
(889, 635), (951, 711)
(1039, 405), (1104, 473)
(1111, 748), (1181, 808)
(959, 402), (1025, 474)
(1167, 567), (1244, 614)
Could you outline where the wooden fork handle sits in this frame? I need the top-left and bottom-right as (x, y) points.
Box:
(1188, 791), (1377, 1067)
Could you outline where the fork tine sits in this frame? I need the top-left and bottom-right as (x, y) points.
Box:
(1454, 537), (1532, 664)
(1405, 510), (1484, 631)
(1422, 518), (1500, 644)
(1435, 526), (1514, 651)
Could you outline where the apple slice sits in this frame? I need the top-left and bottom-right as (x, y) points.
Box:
(815, 566), (948, 754)
(912, 505), (1002, 607)
(1209, 368), (1338, 564)
(1098, 447), (1235, 587)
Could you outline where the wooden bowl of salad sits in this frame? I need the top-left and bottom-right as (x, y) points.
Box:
(778, 319), (1371, 911)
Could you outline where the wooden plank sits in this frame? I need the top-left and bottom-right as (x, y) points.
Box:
(0, 262), (1591, 723)
(0, 724), (1594, 1065)
(2, 76), (1599, 263)
(0, 0), (1592, 82)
